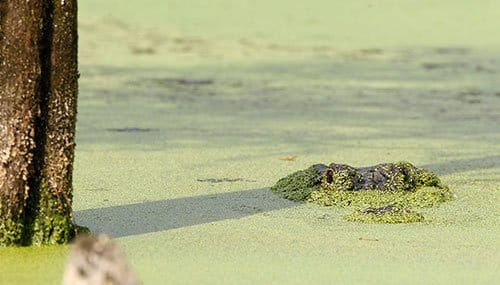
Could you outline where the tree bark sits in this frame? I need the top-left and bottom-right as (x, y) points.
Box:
(0, 0), (83, 246)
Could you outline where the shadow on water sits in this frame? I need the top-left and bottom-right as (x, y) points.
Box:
(422, 155), (500, 175)
(74, 188), (296, 238)
(74, 156), (499, 238)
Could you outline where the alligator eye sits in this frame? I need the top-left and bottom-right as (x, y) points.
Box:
(326, 169), (333, 183)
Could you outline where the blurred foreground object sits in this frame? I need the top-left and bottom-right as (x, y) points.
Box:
(62, 234), (139, 285)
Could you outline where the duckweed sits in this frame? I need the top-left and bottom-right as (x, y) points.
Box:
(270, 166), (322, 201)
(345, 204), (425, 224)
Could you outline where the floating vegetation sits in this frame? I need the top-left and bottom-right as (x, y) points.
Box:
(345, 204), (425, 224)
(270, 161), (453, 223)
(147, 78), (214, 87)
(106, 127), (158, 133)
(270, 166), (322, 201)
(197, 177), (256, 183)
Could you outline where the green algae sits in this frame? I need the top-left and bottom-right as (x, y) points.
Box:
(0, 181), (90, 247)
(270, 161), (453, 223)
(0, 218), (24, 246)
(2, 0), (495, 283)
(270, 166), (322, 201)
(309, 184), (453, 208)
(0, 244), (69, 284)
(345, 204), (425, 224)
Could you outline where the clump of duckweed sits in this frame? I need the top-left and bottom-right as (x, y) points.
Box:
(345, 204), (425, 224)
(404, 186), (453, 207)
(270, 161), (453, 224)
(309, 184), (453, 208)
(270, 166), (321, 201)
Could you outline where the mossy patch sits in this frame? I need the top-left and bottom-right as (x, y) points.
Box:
(0, 218), (24, 246)
(309, 185), (453, 208)
(1, 182), (90, 246)
(270, 166), (322, 201)
(345, 204), (425, 224)
(270, 161), (453, 224)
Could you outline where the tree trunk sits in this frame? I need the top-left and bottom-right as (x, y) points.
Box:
(0, 0), (84, 246)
